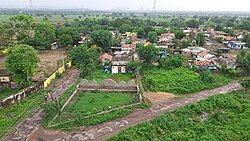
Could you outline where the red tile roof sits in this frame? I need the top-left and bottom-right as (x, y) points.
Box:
(194, 60), (212, 66)
(198, 52), (208, 58)
(98, 53), (113, 61)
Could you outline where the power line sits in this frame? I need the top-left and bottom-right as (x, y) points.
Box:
(153, 0), (156, 11)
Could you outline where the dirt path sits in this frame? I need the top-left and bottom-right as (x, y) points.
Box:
(3, 69), (80, 141)
(25, 81), (241, 141)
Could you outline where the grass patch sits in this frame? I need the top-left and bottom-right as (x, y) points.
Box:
(43, 91), (139, 130)
(0, 87), (21, 102)
(0, 91), (44, 139)
(64, 91), (137, 116)
(108, 90), (250, 141)
(143, 67), (231, 94)
(84, 69), (135, 83)
(51, 108), (132, 131)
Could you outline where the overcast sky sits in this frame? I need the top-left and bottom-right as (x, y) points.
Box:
(0, 0), (250, 11)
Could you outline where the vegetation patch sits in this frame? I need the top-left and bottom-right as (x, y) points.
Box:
(0, 91), (44, 139)
(143, 67), (231, 94)
(0, 87), (21, 102)
(108, 90), (250, 141)
(43, 91), (139, 130)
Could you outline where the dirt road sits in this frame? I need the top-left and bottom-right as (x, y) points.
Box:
(23, 81), (241, 141)
(3, 69), (80, 141)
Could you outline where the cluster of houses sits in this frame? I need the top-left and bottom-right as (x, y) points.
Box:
(96, 25), (249, 74)
(98, 32), (141, 74)
(181, 46), (238, 71)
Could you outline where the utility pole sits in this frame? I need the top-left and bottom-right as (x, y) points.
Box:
(62, 52), (65, 70)
(153, 0), (156, 11)
(29, 0), (33, 16)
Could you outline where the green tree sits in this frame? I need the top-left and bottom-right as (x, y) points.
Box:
(175, 31), (186, 40)
(127, 61), (139, 73)
(71, 45), (100, 77)
(90, 29), (112, 51)
(0, 25), (10, 48)
(200, 70), (215, 83)
(137, 28), (145, 38)
(57, 27), (80, 47)
(240, 79), (250, 92)
(237, 50), (250, 72)
(60, 34), (73, 47)
(186, 19), (200, 28)
(4, 44), (39, 86)
(148, 31), (158, 43)
(243, 33), (250, 47)
(196, 33), (205, 46)
(166, 55), (184, 68)
(138, 44), (158, 64)
(34, 22), (56, 50)
(9, 14), (34, 42)
(119, 24), (132, 34)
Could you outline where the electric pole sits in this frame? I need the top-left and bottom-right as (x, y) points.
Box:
(153, 0), (156, 11)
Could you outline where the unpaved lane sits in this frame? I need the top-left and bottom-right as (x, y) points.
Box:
(3, 69), (80, 141)
(29, 81), (241, 141)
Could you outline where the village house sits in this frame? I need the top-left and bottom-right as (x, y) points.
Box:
(196, 52), (215, 60)
(212, 57), (238, 69)
(181, 47), (208, 58)
(158, 32), (175, 43)
(0, 69), (11, 88)
(112, 56), (130, 74)
(227, 41), (247, 50)
(121, 44), (136, 53)
(98, 53), (113, 65)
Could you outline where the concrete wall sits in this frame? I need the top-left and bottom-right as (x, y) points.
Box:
(79, 79), (137, 92)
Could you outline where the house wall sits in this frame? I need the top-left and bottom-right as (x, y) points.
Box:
(181, 52), (192, 58)
(112, 66), (126, 74)
(112, 66), (118, 73)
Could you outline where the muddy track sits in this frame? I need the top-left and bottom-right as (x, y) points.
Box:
(19, 81), (242, 141)
(3, 69), (80, 141)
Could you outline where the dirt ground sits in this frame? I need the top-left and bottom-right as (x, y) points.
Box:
(0, 48), (66, 81)
(144, 92), (177, 104)
(33, 48), (66, 81)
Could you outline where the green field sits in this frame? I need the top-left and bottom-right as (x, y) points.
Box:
(108, 90), (250, 141)
(64, 91), (137, 116)
(0, 91), (44, 139)
(143, 67), (231, 94)
(85, 69), (136, 83)
(45, 91), (139, 130)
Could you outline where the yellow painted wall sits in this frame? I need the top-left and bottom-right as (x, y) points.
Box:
(43, 61), (72, 89)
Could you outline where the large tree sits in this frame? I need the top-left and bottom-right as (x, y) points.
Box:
(90, 29), (112, 51)
(148, 31), (158, 43)
(196, 33), (205, 46)
(237, 50), (250, 72)
(119, 24), (132, 34)
(57, 27), (80, 47)
(186, 19), (200, 28)
(71, 45), (101, 77)
(32, 22), (56, 50)
(175, 30), (186, 40)
(243, 33), (250, 47)
(4, 44), (39, 86)
(9, 14), (34, 42)
(138, 44), (158, 64)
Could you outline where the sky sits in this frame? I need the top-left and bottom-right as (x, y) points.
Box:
(0, 0), (250, 11)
